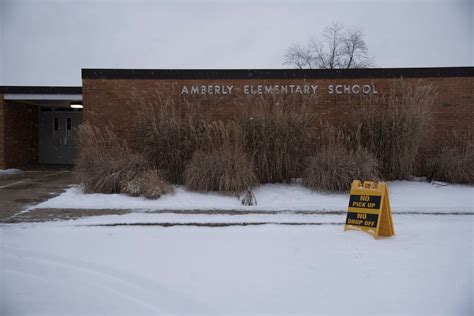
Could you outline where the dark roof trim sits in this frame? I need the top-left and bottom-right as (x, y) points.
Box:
(82, 67), (474, 80)
(0, 86), (82, 95)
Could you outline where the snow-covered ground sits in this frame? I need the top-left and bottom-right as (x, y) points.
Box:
(32, 181), (474, 213)
(1, 215), (472, 315)
(3, 180), (472, 314)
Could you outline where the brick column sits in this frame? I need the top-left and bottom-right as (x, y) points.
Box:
(2, 100), (39, 168)
(0, 95), (5, 169)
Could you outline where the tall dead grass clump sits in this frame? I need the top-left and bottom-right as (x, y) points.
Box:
(75, 123), (172, 197)
(134, 94), (211, 184)
(238, 94), (318, 183)
(430, 134), (474, 184)
(183, 121), (258, 192)
(343, 81), (436, 180)
(303, 144), (379, 192)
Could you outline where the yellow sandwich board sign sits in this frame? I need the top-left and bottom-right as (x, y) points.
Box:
(344, 180), (395, 239)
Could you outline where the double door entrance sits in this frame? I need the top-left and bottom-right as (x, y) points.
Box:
(39, 109), (82, 164)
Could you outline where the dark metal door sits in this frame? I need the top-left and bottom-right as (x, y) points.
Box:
(39, 109), (82, 164)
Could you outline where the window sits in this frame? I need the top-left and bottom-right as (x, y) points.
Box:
(53, 117), (59, 131)
(66, 117), (72, 137)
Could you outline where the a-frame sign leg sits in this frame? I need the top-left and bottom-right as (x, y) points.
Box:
(377, 184), (395, 237)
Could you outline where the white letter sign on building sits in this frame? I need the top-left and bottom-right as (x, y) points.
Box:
(180, 83), (378, 95)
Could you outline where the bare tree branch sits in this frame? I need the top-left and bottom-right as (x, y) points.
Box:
(323, 22), (345, 69)
(343, 27), (370, 68)
(284, 43), (311, 69)
(283, 22), (373, 69)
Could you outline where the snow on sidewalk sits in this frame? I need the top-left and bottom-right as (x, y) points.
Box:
(67, 212), (347, 226)
(31, 180), (474, 213)
(56, 211), (468, 227)
(0, 169), (21, 176)
(1, 215), (472, 315)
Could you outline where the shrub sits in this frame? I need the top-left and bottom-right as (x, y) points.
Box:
(238, 93), (317, 183)
(183, 148), (257, 192)
(303, 144), (378, 192)
(430, 135), (474, 184)
(342, 81), (436, 180)
(75, 123), (147, 194)
(134, 94), (211, 184)
(121, 169), (174, 199)
(183, 121), (258, 192)
(75, 123), (172, 198)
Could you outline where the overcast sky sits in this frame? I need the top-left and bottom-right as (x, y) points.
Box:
(0, 0), (472, 86)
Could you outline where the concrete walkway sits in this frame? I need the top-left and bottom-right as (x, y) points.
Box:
(0, 169), (77, 222)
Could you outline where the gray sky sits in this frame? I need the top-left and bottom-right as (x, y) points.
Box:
(0, 0), (472, 86)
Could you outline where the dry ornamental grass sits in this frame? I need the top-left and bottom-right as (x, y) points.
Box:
(238, 93), (318, 183)
(183, 121), (258, 192)
(121, 169), (174, 199)
(303, 144), (379, 192)
(75, 123), (172, 198)
(431, 134), (474, 184)
(134, 94), (212, 184)
(76, 80), (471, 198)
(343, 81), (436, 180)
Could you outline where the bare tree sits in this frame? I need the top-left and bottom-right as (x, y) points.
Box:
(284, 22), (372, 69)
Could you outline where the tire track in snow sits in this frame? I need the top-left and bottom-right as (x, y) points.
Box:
(2, 245), (211, 314)
(3, 251), (165, 314)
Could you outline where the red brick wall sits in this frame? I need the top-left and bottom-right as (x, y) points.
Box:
(1, 100), (39, 168)
(82, 76), (474, 144)
(0, 95), (5, 169)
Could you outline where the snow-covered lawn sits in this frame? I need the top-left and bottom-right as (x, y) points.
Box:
(32, 180), (473, 213)
(4, 180), (472, 314)
(1, 215), (472, 315)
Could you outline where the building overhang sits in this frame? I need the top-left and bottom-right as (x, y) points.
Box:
(0, 86), (82, 102)
(3, 94), (82, 101)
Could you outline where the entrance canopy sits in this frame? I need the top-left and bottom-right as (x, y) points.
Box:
(1, 86), (82, 102)
(0, 86), (83, 169)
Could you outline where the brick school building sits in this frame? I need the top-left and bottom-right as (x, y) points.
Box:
(0, 67), (472, 169)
